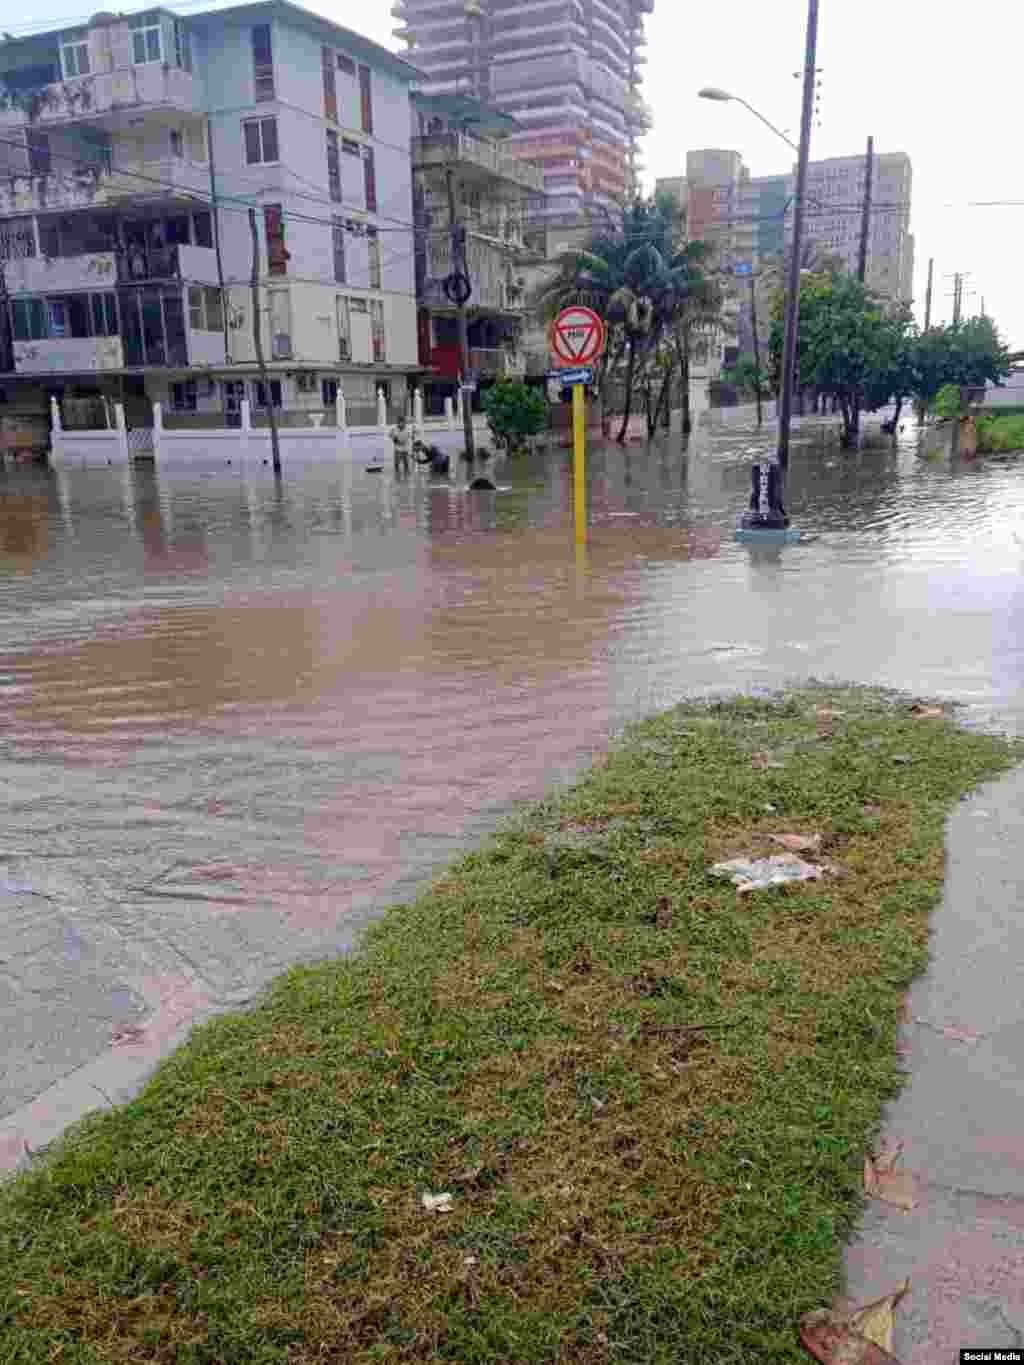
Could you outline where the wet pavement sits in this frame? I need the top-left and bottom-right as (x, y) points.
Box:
(1, 413), (1024, 1351)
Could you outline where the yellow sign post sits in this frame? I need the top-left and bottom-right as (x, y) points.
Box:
(573, 382), (586, 550)
(550, 305), (605, 566)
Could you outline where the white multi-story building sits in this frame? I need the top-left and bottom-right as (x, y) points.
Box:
(0, 2), (422, 428)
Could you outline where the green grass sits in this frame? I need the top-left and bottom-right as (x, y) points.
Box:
(977, 411), (1024, 452)
(0, 686), (1019, 1365)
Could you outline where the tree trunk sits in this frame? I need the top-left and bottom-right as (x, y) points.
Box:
(674, 330), (692, 435)
(650, 361), (674, 436)
(600, 336), (626, 439)
(616, 337), (637, 444)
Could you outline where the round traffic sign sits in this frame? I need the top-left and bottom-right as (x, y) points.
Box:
(551, 305), (605, 367)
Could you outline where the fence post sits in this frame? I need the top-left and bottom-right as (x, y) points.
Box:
(444, 396), (454, 431)
(455, 387), (463, 429)
(240, 398), (251, 461)
(377, 387), (388, 430)
(152, 400), (163, 465)
(336, 394), (348, 458)
(114, 403), (129, 463)
(413, 387), (424, 443)
(49, 396), (63, 463)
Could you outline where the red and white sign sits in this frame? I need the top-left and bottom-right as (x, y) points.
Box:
(550, 305), (605, 367)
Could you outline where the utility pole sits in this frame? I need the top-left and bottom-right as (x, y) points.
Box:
(749, 273), (763, 428)
(923, 256), (934, 330)
(445, 165), (476, 458)
(953, 272), (962, 325)
(248, 208), (281, 476)
(777, 0), (819, 471)
(0, 257), (12, 378)
(207, 115), (230, 365)
(856, 134), (873, 284)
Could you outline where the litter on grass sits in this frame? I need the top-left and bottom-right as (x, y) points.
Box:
(709, 853), (826, 893)
(420, 1191), (454, 1213)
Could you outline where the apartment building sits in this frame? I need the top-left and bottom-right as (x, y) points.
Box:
(0, 2), (422, 428)
(393, 0), (655, 229)
(796, 152), (914, 304)
(411, 91), (543, 412)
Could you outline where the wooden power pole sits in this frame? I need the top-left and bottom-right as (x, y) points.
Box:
(857, 135), (874, 284)
(923, 256), (934, 330)
(249, 208), (281, 475)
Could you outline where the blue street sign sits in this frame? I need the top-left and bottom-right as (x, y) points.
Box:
(734, 262), (753, 276)
(549, 366), (594, 386)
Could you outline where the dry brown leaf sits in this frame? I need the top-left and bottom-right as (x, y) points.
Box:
(769, 833), (823, 853)
(751, 751), (771, 769)
(910, 704), (943, 719)
(864, 1143), (917, 1211)
(848, 1279), (910, 1353)
(654, 896), (673, 929)
(799, 1309), (903, 1363)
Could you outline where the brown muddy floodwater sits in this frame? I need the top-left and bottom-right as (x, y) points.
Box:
(1, 414), (1023, 1162)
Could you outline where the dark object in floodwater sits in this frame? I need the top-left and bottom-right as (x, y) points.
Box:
(468, 476), (496, 490)
(413, 441), (450, 474)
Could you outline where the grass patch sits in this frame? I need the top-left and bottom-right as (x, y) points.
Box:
(976, 411), (1024, 453)
(1, 686), (1019, 1364)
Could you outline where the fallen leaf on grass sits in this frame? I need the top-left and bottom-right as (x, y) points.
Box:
(654, 896), (673, 928)
(864, 1143), (916, 1211)
(751, 752), (786, 770)
(799, 1309), (903, 1363)
(769, 833), (823, 853)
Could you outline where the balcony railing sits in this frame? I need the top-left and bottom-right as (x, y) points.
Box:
(412, 133), (545, 194)
(0, 158), (212, 216)
(0, 64), (199, 128)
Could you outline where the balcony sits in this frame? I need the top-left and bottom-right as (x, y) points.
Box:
(117, 243), (219, 286)
(412, 133), (545, 194)
(14, 336), (124, 375)
(0, 159), (211, 216)
(5, 251), (118, 296)
(0, 65), (199, 131)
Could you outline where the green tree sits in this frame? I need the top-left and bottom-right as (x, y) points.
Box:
(909, 317), (1012, 417)
(481, 380), (546, 453)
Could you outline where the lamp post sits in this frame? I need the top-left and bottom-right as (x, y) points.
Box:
(698, 0), (820, 542)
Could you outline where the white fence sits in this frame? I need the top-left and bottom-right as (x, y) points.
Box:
(49, 389), (490, 469)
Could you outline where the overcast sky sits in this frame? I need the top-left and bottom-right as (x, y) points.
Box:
(16, 0), (1024, 347)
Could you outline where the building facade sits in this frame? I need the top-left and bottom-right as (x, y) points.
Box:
(410, 92), (543, 413)
(0, 1), (422, 428)
(393, 0), (655, 229)
(796, 152), (914, 304)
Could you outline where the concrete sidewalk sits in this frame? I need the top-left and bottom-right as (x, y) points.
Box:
(843, 764), (1024, 1361)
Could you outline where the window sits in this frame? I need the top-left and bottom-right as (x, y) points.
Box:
(173, 19), (192, 72)
(47, 299), (68, 338)
(367, 227), (380, 290)
(188, 286), (224, 331)
(193, 211), (213, 248)
(0, 218), (36, 262)
(322, 46), (337, 120)
(61, 37), (90, 79)
(358, 64), (373, 135)
(131, 14), (162, 64)
(26, 130), (50, 175)
(332, 216), (346, 284)
(326, 129), (341, 203)
(253, 379), (282, 409)
(90, 292), (118, 336)
(244, 116), (278, 165)
(362, 146), (377, 213)
(169, 128), (183, 159)
(322, 378), (338, 406)
(252, 23), (274, 102)
(370, 298), (385, 362)
(264, 204), (287, 275)
(12, 298), (48, 341)
(336, 297), (350, 359)
(171, 380), (198, 411)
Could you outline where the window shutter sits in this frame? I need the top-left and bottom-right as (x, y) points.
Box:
(362, 146), (377, 213)
(264, 204), (288, 275)
(322, 46), (337, 121)
(358, 64), (372, 135)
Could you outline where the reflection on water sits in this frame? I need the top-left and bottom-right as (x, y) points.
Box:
(1, 416), (1022, 1124)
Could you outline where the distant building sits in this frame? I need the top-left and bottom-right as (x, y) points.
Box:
(797, 152), (914, 304)
(393, 0), (656, 229)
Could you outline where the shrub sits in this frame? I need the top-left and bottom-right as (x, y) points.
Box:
(481, 381), (547, 453)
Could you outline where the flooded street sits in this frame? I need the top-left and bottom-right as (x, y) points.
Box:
(2, 416), (1023, 1155)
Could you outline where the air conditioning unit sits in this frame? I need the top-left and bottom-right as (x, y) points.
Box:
(272, 332), (292, 359)
(295, 371), (317, 393)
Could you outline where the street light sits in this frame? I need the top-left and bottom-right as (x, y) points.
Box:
(698, 0), (819, 542)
